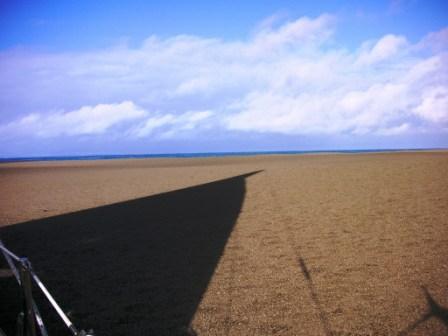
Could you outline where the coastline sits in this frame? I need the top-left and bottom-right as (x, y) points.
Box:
(1, 147), (446, 164)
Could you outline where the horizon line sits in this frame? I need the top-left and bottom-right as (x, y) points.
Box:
(1, 147), (447, 164)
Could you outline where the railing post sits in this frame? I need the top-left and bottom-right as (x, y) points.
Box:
(16, 312), (24, 336)
(1, 240), (92, 336)
(18, 259), (36, 336)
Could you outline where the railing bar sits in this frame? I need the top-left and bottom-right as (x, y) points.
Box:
(0, 239), (21, 262)
(19, 261), (37, 336)
(1, 246), (21, 283)
(16, 312), (25, 336)
(1, 242), (49, 335)
(30, 271), (79, 335)
(31, 300), (49, 336)
(1, 240), (90, 335)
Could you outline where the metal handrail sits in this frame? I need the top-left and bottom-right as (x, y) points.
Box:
(0, 239), (94, 336)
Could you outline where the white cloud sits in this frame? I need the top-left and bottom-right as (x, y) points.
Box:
(0, 101), (147, 137)
(417, 27), (448, 53)
(249, 14), (335, 55)
(0, 14), (447, 142)
(376, 123), (411, 136)
(0, 101), (215, 140)
(356, 34), (408, 66)
(226, 83), (410, 135)
(413, 86), (448, 124)
(131, 110), (213, 138)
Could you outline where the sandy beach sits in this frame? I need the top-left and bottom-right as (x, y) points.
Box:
(1, 151), (447, 335)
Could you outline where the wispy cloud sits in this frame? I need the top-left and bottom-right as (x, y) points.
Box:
(387, 0), (414, 15)
(0, 13), (447, 143)
(356, 34), (408, 66)
(0, 101), (147, 137)
(131, 110), (214, 138)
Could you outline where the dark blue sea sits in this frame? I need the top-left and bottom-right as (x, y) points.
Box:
(0, 149), (437, 163)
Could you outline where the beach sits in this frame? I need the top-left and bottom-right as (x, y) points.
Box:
(1, 151), (447, 335)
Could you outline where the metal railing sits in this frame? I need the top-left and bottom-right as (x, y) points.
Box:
(0, 239), (94, 336)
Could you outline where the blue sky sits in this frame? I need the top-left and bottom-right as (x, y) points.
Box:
(0, 0), (447, 156)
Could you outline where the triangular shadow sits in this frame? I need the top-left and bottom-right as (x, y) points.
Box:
(0, 170), (262, 335)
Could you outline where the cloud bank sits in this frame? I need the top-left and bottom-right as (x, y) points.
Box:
(0, 14), (447, 149)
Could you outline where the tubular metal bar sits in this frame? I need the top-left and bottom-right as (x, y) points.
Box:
(19, 260), (37, 336)
(0, 240), (89, 336)
(29, 271), (80, 336)
(0, 239), (21, 262)
(30, 301), (48, 336)
(0, 241), (20, 283)
(0, 239), (22, 288)
(17, 312), (25, 336)
(1, 243), (49, 336)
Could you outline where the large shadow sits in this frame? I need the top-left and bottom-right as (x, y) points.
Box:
(0, 171), (261, 335)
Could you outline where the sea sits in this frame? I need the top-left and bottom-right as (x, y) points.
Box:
(0, 148), (437, 163)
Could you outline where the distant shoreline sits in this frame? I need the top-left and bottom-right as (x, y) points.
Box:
(0, 148), (446, 164)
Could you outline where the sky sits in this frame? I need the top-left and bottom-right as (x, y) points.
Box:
(0, 0), (447, 157)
